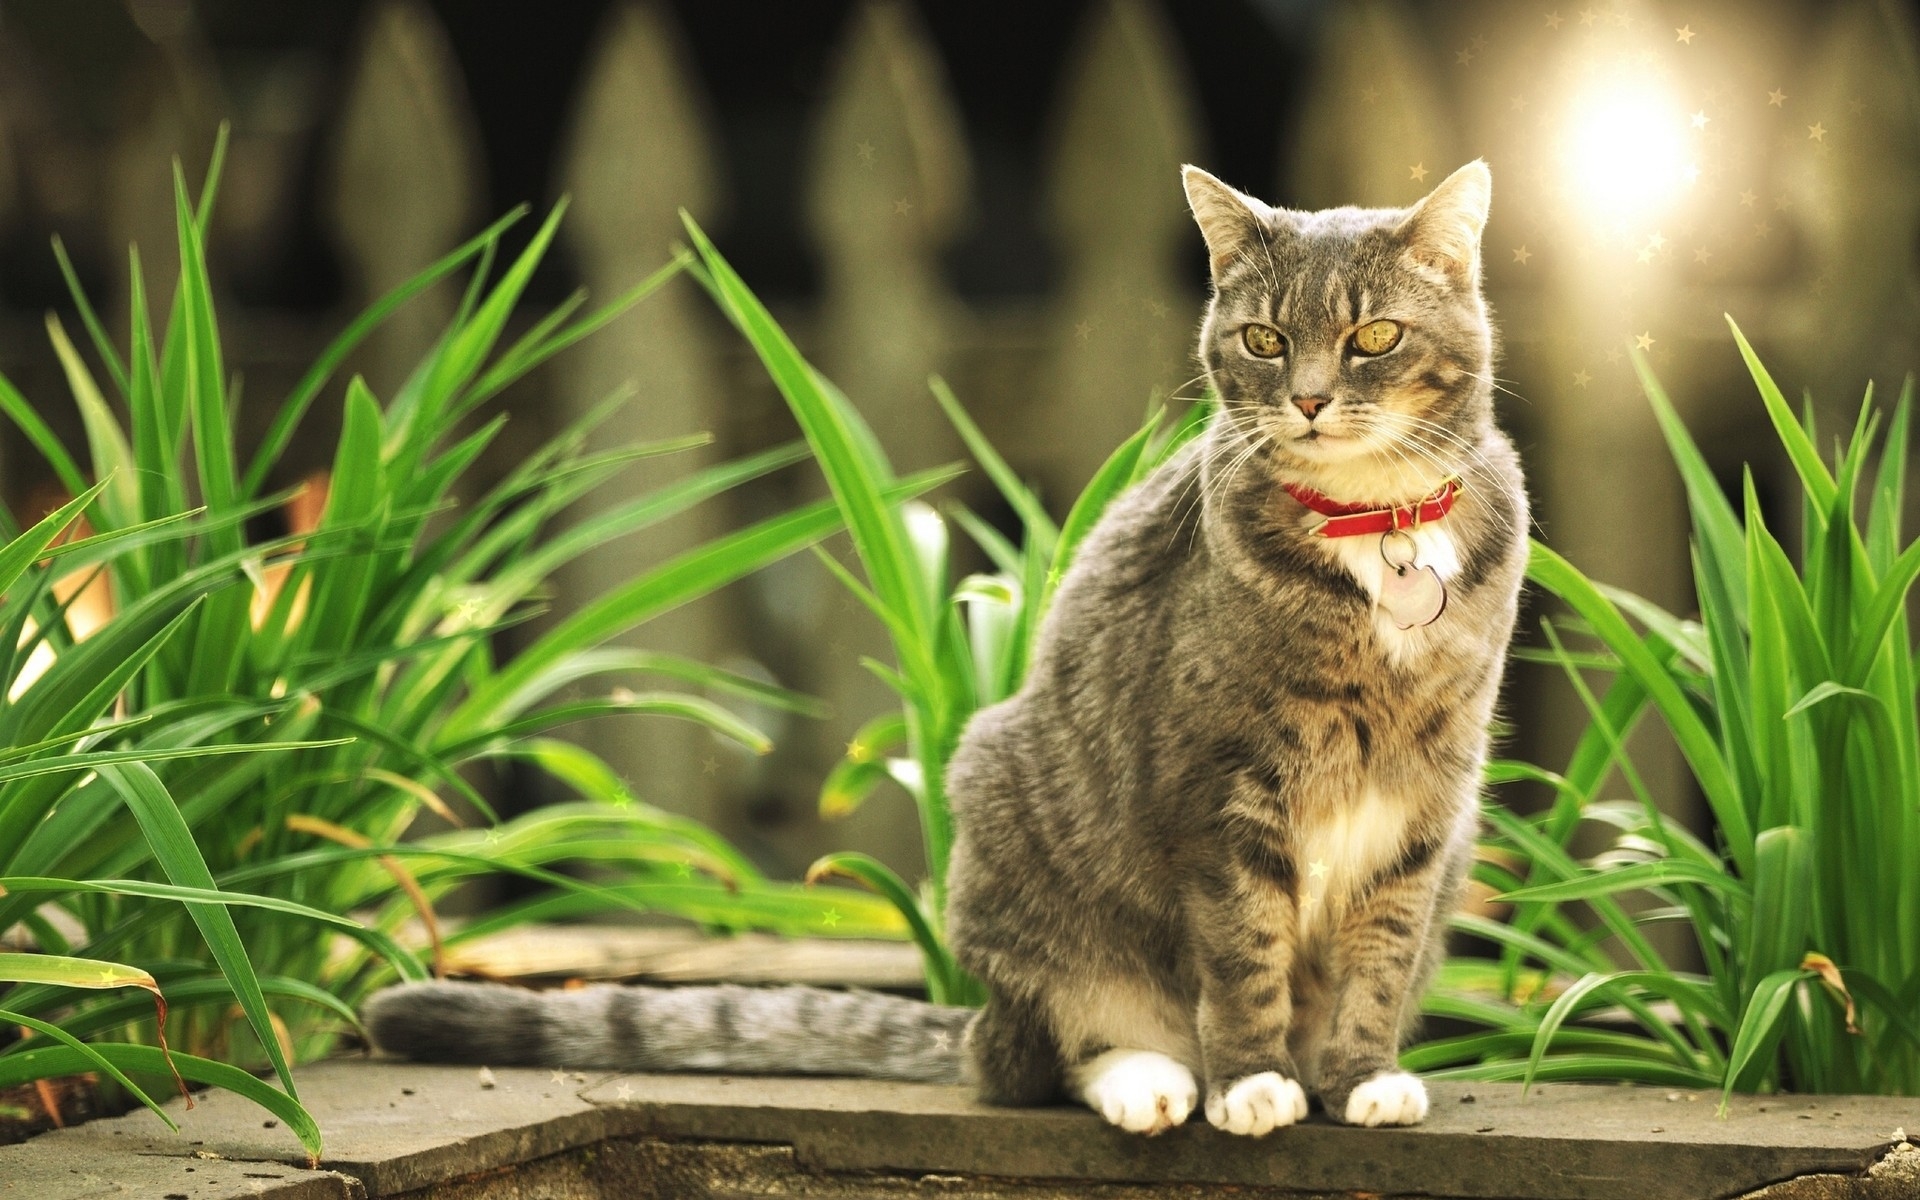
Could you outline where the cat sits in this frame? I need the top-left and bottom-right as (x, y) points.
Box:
(363, 159), (1528, 1138)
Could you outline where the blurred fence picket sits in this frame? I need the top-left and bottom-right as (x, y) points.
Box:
(326, 0), (482, 401)
(1035, 0), (1205, 503)
(807, 0), (971, 477)
(777, 0), (976, 874)
(1285, 0), (1458, 211)
(1778, 0), (1920, 403)
(554, 0), (733, 832)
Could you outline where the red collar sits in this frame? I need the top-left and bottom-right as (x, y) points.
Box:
(1282, 478), (1461, 538)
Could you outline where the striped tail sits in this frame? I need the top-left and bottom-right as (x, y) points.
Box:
(363, 980), (974, 1084)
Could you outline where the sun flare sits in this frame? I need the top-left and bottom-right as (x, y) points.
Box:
(1561, 75), (1695, 225)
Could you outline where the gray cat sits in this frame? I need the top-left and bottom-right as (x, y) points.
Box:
(364, 160), (1528, 1136)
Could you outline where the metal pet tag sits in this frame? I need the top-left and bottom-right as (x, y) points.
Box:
(1378, 531), (1447, 630)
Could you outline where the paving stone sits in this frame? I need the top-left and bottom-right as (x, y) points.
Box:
(0, 1123), (359, 1200)
(579, 1074), (1920, 1200)
(2, 1059), (1916, 1199)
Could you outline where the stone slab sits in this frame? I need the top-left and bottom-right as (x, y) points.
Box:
(1, 1059), (1915, 1199)
(437, 925), (924, 990)
(0, 1063), (611, 1199)
(0, 1124), (358, 1200)
(579, 1073), (1920, 1200)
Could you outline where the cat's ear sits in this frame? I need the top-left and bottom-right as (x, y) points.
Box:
(1182, 166), (1279, 278)
(1396, 160), (1492, 288)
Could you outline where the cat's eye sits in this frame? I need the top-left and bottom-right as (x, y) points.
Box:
(1351, 320), (1403, 356)
(1242, 324), (1285, 358)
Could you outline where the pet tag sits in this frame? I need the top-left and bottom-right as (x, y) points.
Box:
(1377, 530), (1447, 629)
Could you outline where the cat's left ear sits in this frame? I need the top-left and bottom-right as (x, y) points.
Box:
(1396, 160), (1492, 288)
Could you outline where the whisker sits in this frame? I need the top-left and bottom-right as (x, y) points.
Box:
(1195, 431), (1270, 553)
(1165, 417), (1251, 551)
(1366, 417), (1528, 540)
(1186, 425), (1268, 552)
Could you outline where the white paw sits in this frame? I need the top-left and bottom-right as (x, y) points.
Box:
(1343, 1070), (1429, 1127)
(1072, 1049), (1198, 1135)
(1203, 1072), (1309, 1137)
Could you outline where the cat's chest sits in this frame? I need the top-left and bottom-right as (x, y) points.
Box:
(1316, 525), (1461, 656)
(1294, 787), (1412, 938)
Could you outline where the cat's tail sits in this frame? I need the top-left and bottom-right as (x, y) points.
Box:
(362, 980), (975, 1084)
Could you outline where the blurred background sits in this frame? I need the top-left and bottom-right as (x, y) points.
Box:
(0, 0), (1916, 898)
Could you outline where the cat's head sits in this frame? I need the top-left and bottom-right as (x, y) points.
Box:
(1184, 162), (1494, 500)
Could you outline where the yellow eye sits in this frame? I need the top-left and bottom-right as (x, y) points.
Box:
(1352, 319), (1402, 355)
(1243, 324), (1285, 357)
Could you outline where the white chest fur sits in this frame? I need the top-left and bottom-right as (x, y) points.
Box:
(1296, 787), (1410, 941)
(1319, 524), (1460, 655)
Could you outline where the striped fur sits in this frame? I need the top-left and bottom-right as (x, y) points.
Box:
(364, 981), (972, 1083)
(944, 161), (1526, 1131)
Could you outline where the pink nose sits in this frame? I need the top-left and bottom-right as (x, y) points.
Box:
(1292, 394), (1330, 420)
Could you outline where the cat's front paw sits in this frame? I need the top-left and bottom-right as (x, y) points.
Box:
(1074, 1049), (1198, 1135)
(1339, 1070), (1429, 1127)
(1203, 1071), (1309, 1136)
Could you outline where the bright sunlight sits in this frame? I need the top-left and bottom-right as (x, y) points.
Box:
(1561, 73), (1695, 225)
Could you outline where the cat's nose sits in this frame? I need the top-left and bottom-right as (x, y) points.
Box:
(1292, 394), (1330, 421)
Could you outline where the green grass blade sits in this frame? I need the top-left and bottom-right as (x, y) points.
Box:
(438, 693), (771, 762)
(0, 1009), (175, 1132)
(458, 250), (693, 416)
(0, 951), (158, 991)
(0, 481), (110, 600)
(1529, 541), (1753, 874)
(6, 975), (365, 1053)
(242, 207), (526, 496)
(1721, 968), (1805, 1106)
(684, 212), (936, 646)
(443, 877), (908, 944)
(1866, 378), (1913, 572)
(453, 467), (958, 738)
(0, 371), (89, 500)
(1724, 318), (1837, 511)
(48, 315), (137, 529)
(96, 761), (300, 1103)
(1743, 826), (1812, 996)
(806, 851), (956, 1000)
(1521, 971), (1712, 1093)
(1051, 409), (1160, 600)
(1841, 534), (1920, 685)
(1633, 347), (1748, 620)
(50, 236), (130, 398)
(1497, 859), (1746, 904)
(930, 376), (1057, 556)
(0, 875), (365, 929)
(404, 202), (567, 447)
(0, 1043), (321, 1162)
(172, 162), (238, 545)
(819, 712), (910, 819)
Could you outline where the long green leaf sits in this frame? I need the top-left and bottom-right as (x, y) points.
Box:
(1721, 968), (1806, 1106)
(685, 213), (937, 653)
(0, 1009), (175, 1132)
(1724, 318), (1837, 510)
(0, 1043), (320, 1161)
(1528, 541), (1753, 874)
(96, 762), (300, 1103)
(453, 467), (957, 737)
(243, 208), (526, 495)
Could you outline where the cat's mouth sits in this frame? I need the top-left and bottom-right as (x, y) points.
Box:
(1280, 424), (1376, 462)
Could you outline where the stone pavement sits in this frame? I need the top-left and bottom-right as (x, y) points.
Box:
(0, 1060), (1914, 1198)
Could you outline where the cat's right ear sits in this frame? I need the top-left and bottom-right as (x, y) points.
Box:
(1182, 166), (1277, 279)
